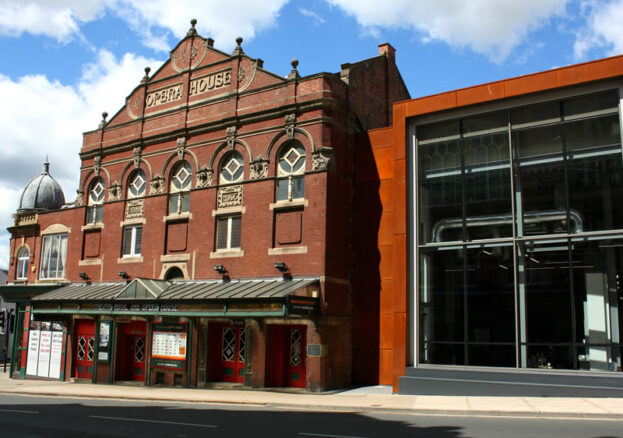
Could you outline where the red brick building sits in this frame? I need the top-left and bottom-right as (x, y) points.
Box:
(1, 20), (409, 390)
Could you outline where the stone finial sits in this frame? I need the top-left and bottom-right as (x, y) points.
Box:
(287, 58), (300, 80)
(98, 112), (108, 129)
(187, 18), (198, 36)
(233, 36), (244, 55)
(141, 66), (151, 83)
(43, 156), (50, 174)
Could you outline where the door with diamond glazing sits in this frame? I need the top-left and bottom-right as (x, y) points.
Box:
(74, 319), (95, 379)
(210, 323), (245, 383)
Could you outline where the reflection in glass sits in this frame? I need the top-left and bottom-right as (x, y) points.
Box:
(418, 139), (462, 243)
(419, 248), (464, 364)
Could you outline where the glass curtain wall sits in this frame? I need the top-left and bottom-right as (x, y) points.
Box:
(417, 89), (623, 372)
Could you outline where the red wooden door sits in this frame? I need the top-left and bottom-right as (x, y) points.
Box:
(74, 319), (95, 379)
(209, 323), (245, 383)
(268, 325), (306, 388)
(116, 321), (146, 381)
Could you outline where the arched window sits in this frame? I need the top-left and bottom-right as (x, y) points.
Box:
(87, 177), (105, 223)
(169, 161), (191, 214)
(164, 267), (185, 280)
(219, 151), (244, 184)
(276, 142), (305, 201)
(16, 247), (29, 280)
(127, 169), (146, 199)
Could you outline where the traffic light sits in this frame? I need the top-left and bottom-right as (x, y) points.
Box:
(8, 310), (14, 334)
(0, 309), (5, 335)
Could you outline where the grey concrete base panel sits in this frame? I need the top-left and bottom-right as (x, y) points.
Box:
(399, 366), (623, 397)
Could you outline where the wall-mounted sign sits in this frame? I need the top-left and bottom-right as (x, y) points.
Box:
(94, 303), (178, 312)
(287, 296), (319, 316)
(151, 323), (187, 369)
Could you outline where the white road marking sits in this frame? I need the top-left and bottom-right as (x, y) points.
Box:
(89, 415), (217, 428)
(299, 433), (370, 438)
(0, 408), (39, 414)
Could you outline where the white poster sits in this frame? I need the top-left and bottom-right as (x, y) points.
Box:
(26, 330), (40, 376)
(152, 331), (187, 360)
(48, 332), (64, 379)
(37, 331), (52, 377)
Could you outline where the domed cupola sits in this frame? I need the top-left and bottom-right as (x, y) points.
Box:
(18, 159), (65, 213)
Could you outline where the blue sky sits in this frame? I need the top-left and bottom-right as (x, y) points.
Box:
(1, 0), (622, 270)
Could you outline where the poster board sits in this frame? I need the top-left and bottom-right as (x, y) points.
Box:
(48, 331), (64, 379)
(97, 321), (111, 362)
(26, 330), (40, 376)
(151, 323), (187, 369)
(37, 331), (52, 377)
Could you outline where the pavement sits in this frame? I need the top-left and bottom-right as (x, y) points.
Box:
(1, 371), (623, 420)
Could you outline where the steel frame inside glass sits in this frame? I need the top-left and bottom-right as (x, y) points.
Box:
(410, 82), (623, 372)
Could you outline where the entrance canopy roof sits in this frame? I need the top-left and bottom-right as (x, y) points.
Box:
(31, 277), (319, 302)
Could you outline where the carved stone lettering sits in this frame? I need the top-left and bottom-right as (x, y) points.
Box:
(189, 69), (232, 97)
(145, 84), (183, 109)
(217, 185), (243, 208)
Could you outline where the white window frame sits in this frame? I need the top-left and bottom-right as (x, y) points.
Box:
(276, 143), (306, 202)
(219, 151), (244, 184)
(127, 170), (146, 199)
(87, 178), (105, 224)
(122, 225), (142, 257)
(169, 162), (192, 214)
(216, 215), (241, 250)
(16, 247), (29, 280)
(40, 234), (68, 280)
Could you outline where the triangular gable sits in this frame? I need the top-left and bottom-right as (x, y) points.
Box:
(115, 278), (171, 299)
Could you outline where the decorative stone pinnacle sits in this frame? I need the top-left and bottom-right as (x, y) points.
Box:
(99, 112), (108, 129)
(287, 58), (300, 80)
(142, 66), (151, 83)
(187, 18), (198, 36)
(43, 156), (50, 174)
(233, 36), (244, 55)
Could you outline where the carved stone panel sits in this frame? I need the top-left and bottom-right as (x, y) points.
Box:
(312, 147), (335, 172)
(125, 199), (144, 219)
(150, 175), (165, 195)
(217, 185), (243, 209)
(108, 182), (122, 201)
(249, 158), (269, 180)
(196, 166), (213, 188)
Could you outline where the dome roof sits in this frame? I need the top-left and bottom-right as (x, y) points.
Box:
(18, 160), (65, 213)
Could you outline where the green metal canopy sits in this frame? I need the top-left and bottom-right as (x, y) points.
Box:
(0, 284), (65, 303)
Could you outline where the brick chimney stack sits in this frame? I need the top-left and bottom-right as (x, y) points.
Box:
(378, 43), (396, 63)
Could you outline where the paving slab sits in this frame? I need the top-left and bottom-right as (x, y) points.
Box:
(2, 371), (623, 419)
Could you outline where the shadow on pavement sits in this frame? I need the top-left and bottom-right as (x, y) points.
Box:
(0, 401), (466, 438)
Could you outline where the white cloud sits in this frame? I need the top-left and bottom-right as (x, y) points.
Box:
(109, 0), (289, 51)
(574, 0), (623, 58)
(325, 0), (569, 61)
(300, 7), (326, 25)
(0, 0), (104, 42)
(0, 49), (161, 270)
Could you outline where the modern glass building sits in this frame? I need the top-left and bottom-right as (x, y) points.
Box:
(370, 56), (623, 395)
(414, 87), (623, 373)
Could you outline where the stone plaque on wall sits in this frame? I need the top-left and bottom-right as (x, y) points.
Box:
(125, 199), (144, 219)
(217, 185), (242, 209)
